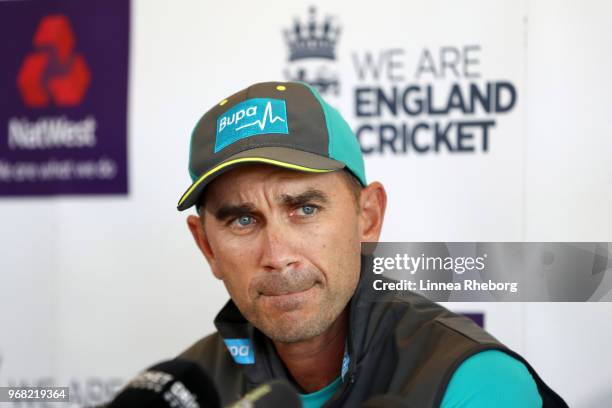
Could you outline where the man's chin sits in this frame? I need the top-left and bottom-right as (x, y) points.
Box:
(257, 311), (328, 344)
(263, 325), (323, 344)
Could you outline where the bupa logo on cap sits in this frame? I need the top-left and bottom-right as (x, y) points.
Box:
(223, 338), (255, 364)
(215, 98), (289, 153)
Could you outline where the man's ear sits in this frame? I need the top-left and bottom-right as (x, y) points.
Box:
(186, 214), (224, 280)
(358, 182), (387, 242)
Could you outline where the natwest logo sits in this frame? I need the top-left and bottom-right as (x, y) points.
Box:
(17, 14), (91, 108)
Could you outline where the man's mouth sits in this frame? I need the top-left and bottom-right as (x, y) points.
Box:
(251, 269), (323, 311)
(258, 283), (318, 311)
(258, 279), (315, 297)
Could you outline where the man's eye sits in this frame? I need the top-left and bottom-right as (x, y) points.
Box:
(296, 205), (318, 216)
(233, 215), (254, 227)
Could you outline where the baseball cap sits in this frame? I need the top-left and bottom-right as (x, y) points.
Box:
(177, 81), (366, 211)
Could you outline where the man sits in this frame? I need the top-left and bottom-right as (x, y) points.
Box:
(176, 82), (567, 407)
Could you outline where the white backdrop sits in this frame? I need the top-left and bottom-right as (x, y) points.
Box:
(1, 0), (611, 406)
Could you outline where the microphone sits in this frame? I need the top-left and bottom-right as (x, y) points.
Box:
(227, 380), (301, 408)
(103, 358), (301, 408)
(106, 358), (221, 408)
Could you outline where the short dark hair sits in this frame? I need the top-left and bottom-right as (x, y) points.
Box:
(197, 169), (363, 216)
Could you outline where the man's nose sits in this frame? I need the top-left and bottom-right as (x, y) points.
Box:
(260, 222), (300, 272)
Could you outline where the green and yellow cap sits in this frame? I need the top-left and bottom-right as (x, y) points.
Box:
(177, 81), (366, 211)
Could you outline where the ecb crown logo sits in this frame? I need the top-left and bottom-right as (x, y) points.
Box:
(283, 6), (341, 96)
(17, 14), (91, 108)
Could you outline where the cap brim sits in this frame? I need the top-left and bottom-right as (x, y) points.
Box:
(177, 147), (345, 211)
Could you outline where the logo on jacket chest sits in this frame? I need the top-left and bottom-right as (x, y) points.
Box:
(223, 338), (255, 365)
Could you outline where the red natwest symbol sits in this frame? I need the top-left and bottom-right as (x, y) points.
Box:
(17, 15), (91, 108)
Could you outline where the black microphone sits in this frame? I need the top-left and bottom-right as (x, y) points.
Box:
(106, 358), (221, 408)
(226, 380), (301, 408)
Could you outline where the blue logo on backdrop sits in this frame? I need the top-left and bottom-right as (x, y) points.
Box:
(223, 338), (255, 364)
(215, 98), (289, 153)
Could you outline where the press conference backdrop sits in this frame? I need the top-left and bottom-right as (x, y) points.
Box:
(1, 0), (611, 406)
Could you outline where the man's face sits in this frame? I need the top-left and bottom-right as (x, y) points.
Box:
(193, 165), (365, 343)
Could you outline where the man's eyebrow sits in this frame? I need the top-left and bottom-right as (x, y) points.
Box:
(213, 203), (256, 220)
(210, 190), (328, 220)
(279, 189), (329, 207)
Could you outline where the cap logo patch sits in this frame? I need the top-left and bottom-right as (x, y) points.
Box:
(215, 98), (289, 152)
